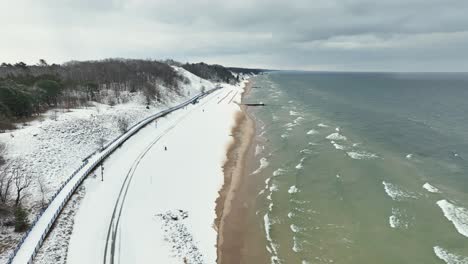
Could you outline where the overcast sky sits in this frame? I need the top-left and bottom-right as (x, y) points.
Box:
(1, 0), (468, 71)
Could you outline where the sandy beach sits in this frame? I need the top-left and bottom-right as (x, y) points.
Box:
(216, 81), (269, 264)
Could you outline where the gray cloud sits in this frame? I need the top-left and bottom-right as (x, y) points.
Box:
(1, 0), (468, 71)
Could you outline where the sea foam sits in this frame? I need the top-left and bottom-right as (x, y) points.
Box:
(306, 129), (318, 135)
(288, 185), (299, 194)
(252, 157), (269, 175)
(434, 246), (468, 264)
(423, 182), (441, 193)
(437, 200), (468, 238)
(382, 181), (418, 201)
(273, 168), (286, 177)
(317, 123), (329, 128)
(326, 132), (347, 141)
(347, 151), (378, 160)
(389, 207), (409, 229)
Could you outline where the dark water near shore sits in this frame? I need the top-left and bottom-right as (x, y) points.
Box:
(244, 72), (468, 264)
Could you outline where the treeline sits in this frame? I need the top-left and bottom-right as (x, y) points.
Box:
(182, 62), (239, 84)
(228, 67), (265, 75)
(0, 59), (189, 129)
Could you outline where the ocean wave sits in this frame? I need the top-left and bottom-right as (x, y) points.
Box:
(300, 148), (312, 154)
(332, 142), (346, 150)
(252, 157), (269, 175)
(347, 151), (378, 160)
(284, 122), (296, 128)
(290, 224), (301, 233)
(290, 110), (301, 116)
(269, 203), (274, 211)
(255, 144), (264, 156)
(382, 181), (418, 201)
(273, 168), (286, 177)
(317, 123), (329, 128)
(434, 246), (468, 264)
(292, 236), (303, 252)
(264, 213), (274, 242)
(264, 213), (281, 263)
(389, 207), (409, 229)
(437, 200), (468, 238)
(335, 127), (340, 132)
(406, 153), (413, 159)
(295, 157), (306, 169)
(287, 212), (295, 219)
(293, 116), (304, 124)
(270, 183), (279, 192)
(326, 132), (347, 141)
(423, 182), (441, 193)
(288, 185), (299, 194)
(281, 133), (289, 139)
(306, 129), (318, 135)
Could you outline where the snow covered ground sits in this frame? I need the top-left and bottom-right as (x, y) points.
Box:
(0, 67), (225, 263)
(66, 81), (246, 263)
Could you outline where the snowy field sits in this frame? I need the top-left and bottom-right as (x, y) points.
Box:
(0, 67), (227, 263)
(66, 81), (246, 263)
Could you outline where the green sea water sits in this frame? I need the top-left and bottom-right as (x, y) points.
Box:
(245, 72), (468, 264)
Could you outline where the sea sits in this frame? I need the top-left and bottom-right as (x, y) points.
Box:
(243, 71), (468, 264)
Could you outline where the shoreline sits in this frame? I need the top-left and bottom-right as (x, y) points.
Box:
(215, 80), (260, 263)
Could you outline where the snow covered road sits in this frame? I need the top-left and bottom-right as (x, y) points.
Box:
(66, 82), (245, 264)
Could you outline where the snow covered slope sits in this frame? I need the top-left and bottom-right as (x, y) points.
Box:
(0, 67), (223, 263)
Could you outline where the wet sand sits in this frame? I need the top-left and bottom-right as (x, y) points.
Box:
(216, 81), (268, 263)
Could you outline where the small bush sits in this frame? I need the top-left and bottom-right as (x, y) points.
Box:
(14, 206), (29, 232)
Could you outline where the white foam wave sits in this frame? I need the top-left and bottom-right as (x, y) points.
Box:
(406, 153), (413, 159)
(292, 236), (302, 252)
(423, 182), (441, 193)
(389, 207), (409, 229)
(264, 213), (281, 263)
(382, 181), (418, 201)
(281, 133), (289, 139)
(287, 212), (295, 219)
(269, 184), (279, 192)
(434, 246), (468, 264)
(255, 144), (264, 156)
(284, 122), (296, 128)
(335, 127), (340, 132)
(332, 143), (346, 150)
(347, 151), (378, 160)
(300, 148), (312, 154)
(290, 110), (301, 116)
(293, 116), (304, 124)
(288, 185), (299, 194)
(437, 200), (468, 238)
(295, 158), (305, 169)
(273, 168), (286, 177)
(306, 129), (318, 135)
(252, 157), (269, 175)
(290, 224), (301, 233)
(317, 123), (329, 128)
(326, 132), (347, 141)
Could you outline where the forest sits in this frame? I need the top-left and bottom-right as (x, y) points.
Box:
(0, 59), (260, 130)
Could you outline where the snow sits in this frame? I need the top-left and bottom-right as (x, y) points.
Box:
(67, 81), (246, 263)
(2, 67), (245, 263)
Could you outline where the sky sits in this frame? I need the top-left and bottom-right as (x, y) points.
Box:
(1, 0), (468, 71)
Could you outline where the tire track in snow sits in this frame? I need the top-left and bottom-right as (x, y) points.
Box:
(103, 88), (224, 264)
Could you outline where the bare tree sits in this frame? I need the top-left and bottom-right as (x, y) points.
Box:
(0, 142), (5, 166)
(12, 163), (32, 207)
(0, 164), (13, 204)
(37, 176), (48, 209)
